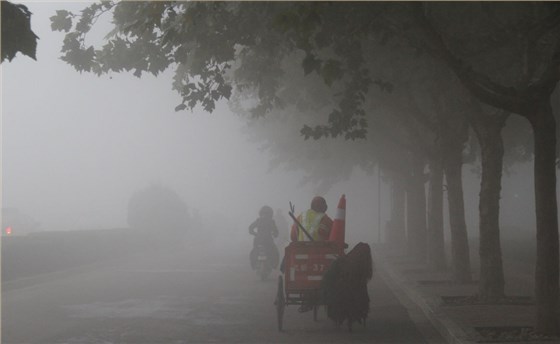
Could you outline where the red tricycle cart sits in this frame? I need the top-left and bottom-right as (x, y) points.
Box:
(275, 240), (344, 331)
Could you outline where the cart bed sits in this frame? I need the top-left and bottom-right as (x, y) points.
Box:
(284, 241), (343, 291)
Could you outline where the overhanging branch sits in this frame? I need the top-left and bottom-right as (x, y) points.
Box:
(409, 2), (532, 116)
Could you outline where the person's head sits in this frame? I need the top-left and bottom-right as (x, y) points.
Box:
(310, 196), (327, 213)
(259, 205), (274, 219)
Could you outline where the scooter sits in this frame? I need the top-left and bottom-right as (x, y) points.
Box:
(255, 243), (273, 281)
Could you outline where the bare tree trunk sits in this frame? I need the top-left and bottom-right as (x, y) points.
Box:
(387, 173), (407, 250)
(427, 156), (446, 270)
(471, 111), (507, 301)
(406, 155), (427, 261)
(443, 143), (472, 283)
(530, 101), (559, 334)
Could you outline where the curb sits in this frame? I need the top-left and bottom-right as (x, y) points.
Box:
(377, 257), (473, 344)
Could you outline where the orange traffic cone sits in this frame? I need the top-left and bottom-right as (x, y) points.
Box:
(329, 194), (346, 247)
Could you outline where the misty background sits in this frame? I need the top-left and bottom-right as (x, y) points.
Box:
(1, 2), (540, 250)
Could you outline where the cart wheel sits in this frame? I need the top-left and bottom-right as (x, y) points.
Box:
(313, 305), (318, 321)
(276, 275), (285, 331)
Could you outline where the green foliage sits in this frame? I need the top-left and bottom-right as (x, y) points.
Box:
(51, 1), (444, 187)
(2, 1), (38, 62)
(427, 2), (560, 89)
(51, 2), (393, 138)
(50, 1), (555, 181)
(302, 53), (322, 76)
(300, 68), (373, 141)
(321, 60), (343, 87)
(50, 10), (73, 32)
(52, 2), (257, 112)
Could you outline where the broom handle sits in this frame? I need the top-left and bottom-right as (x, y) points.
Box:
(289, 202), (314, 242)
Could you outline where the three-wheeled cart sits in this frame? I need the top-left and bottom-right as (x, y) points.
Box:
(275, 241), (344, 331)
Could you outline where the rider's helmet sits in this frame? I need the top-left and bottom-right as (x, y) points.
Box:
(259, 205), (274, 218)
(311, 196), (327, 213)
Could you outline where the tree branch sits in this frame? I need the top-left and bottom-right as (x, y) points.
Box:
(409, 2), (532, 116)
(529, 37), (560, 96)
(528, 5), (560, 42)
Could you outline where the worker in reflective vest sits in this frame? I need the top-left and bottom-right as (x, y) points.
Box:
(290, 196), (333, 241)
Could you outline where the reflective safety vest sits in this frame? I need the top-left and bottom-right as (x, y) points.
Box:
(297, 209), (325, 241)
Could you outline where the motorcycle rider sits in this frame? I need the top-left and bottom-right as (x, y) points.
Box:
(249, 205), (280, 270)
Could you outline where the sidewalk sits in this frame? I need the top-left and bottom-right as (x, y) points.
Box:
(374, 245), (560, 344)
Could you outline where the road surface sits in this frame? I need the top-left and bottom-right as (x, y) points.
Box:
(3, 242), (444, 343)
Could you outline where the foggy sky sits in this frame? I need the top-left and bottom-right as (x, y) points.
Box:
(1, 2), (542, 247)
(1, 2), (384, 245)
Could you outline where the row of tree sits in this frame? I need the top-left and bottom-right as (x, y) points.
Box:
(48, 1), (560, 334)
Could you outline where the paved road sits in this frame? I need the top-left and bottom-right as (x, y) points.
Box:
(2, 244), (444, 343)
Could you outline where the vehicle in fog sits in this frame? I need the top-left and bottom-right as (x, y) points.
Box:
(1, 208), (40, 236)
(254, 242), (274, 280)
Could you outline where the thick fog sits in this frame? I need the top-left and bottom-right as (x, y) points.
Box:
(1, 2), (546, 251)
(1, 2), (389, 250)
(5, 3), (560, 343)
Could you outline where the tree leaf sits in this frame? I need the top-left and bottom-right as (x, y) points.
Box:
(2, 1), (38, 62)
(321, 59), (343, 87)
(302, 53), (321, 76)
(50, 10), (73, 32)
(175, 103), (187, 111)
